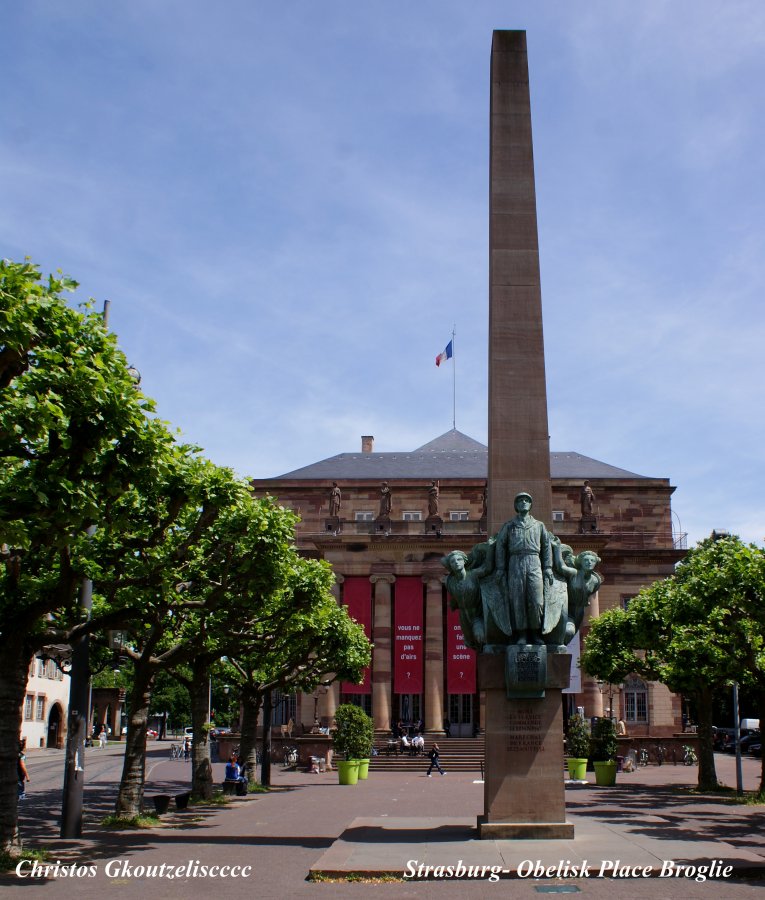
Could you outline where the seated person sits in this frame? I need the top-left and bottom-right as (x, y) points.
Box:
(224, 755), (246, 783)
(412, 734), (425, 754)
(400, 733), (411, 753)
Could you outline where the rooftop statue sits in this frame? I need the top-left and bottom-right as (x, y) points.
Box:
(328, 482), (342, 517)
(427, 480), (440, 517)
(378, 481), (392, 518)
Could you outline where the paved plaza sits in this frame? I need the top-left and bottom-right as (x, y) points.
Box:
(3, 745), (764, 898)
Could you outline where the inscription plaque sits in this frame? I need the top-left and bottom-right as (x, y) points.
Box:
(505, 644), (547, 699)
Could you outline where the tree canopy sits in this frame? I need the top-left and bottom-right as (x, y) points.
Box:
(581, 535), (765, 792)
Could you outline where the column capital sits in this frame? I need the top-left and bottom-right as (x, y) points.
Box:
(422, 573), (445, 588)
(370, 574), (396, 585)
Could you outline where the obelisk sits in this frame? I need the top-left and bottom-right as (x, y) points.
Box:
(479, 29), (573, 841)
(487, 30), (552, 534)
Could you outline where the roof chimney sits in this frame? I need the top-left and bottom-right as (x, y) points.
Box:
(361, 435), (374, 453)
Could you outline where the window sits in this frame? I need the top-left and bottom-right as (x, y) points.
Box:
(449, 511), (469, 521)
(341, 694), (372, 717)
(24, 695), (34, 720)
(38, 658), (45, 677)
(623, 676), (648, 723)
(36, 696), (46, 720)
(402, 511), (421, 521)
(270, 690), (296, 726)
(552, 510), (565, 522)
(355, 511), (374, 522)
(621, 594), (637, 610)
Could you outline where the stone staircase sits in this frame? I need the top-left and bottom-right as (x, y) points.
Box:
(369, 735), (485, 774)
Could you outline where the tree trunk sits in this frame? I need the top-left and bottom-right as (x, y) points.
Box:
(758, 689), (765, 795)
(0, 639), (31, 851)
(695, 686), (718, 791)
(114, 661), (154, 818)
(260, 690), (273, 787)
(238, 689), (261, 785)
(189, 664), (212, 800)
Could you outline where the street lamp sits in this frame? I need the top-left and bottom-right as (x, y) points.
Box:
(596, 680), (618, 719)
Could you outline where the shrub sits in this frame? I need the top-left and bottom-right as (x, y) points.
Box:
(590, 717), (617, 762)
(566, 714), (591, 759)
(332, 704), (374, 760)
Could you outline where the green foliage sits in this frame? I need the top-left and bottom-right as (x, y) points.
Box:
(590, 717), (617, 762)
(332, 703), (374, 760)
(581, 535), (765, 694)
(0, 259), (174, 646)
(566, 714), (591, 759)
(101, 813), (160, 829)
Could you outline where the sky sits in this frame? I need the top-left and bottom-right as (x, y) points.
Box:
(2, 1), (764, 548)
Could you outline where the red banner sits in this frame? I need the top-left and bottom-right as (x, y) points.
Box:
(446, 603), (476, 694)
(341, 577), (371, 694)
(394, 577), (423, 694)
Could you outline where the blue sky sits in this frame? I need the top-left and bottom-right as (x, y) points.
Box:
(3, 1), (764, 547)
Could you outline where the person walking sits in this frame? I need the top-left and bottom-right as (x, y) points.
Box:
(17, 750), (30, 799)
(98, 726), (108, 749)
(426, 743), (446, 776)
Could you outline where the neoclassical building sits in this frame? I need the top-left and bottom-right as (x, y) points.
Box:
(251, 429), (686, 737)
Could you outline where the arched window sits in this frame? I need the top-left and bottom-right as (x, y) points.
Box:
(623, 676), (648, 723)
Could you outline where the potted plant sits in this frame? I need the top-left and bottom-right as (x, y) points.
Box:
(565, 714), (590, 781)
(590, 717), (618, 786)
(332, 704), (374, 785)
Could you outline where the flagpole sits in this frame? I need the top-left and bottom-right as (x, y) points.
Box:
(452, 324), (456, 430)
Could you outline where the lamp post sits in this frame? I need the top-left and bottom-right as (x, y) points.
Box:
(596, 680), (618, 720)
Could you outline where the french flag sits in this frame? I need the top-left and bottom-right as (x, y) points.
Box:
(435, 340), (453, 367)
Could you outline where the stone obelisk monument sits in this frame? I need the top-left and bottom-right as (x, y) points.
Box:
(479, 29), (573, 840)
(488, 30), (552, 535)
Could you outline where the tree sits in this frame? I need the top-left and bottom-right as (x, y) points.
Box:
(581, 535), (765, 792)
(0, 260), (172, 850)
(227, 560), (371, 786)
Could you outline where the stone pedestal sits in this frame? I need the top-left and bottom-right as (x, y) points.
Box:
(478, 651), (574, 839)
(424, 515), (443, 534)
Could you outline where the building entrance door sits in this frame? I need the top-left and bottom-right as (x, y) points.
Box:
(448, 694), (474, 737)
(395, 694), (421, 731)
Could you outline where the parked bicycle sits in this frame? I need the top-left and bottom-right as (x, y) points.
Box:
(283, 745), (299, 767)
(638, 746), (649, 767)
(169, 743), (183, 759)
(682, 745), (698, 766)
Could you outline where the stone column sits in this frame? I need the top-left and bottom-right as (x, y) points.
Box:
(580, 589), (603, 718)
(371, 574), (394, 733)
(320, 576), (343, 723)
(423, 575), (445, 734)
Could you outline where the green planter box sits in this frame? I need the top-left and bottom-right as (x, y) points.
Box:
(354, 759), (370, 780)
(566, 758), (588, 781)
(337, 760), (360, 785)
(593, 760), (617, 786)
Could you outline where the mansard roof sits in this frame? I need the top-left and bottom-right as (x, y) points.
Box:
(269, 429), (650, 481)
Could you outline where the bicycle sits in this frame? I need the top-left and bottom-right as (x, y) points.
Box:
(283, 746), (299, 768)
(682, 745), (698, 766)
(169, 743), (183, 759)
(638, 746), (649, 767)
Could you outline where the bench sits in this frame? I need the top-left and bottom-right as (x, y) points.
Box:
(222, 779), (247, 797)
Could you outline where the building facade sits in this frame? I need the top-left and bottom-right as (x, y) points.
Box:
(21, 654), (69, 750)
(251, 430), (686, 738)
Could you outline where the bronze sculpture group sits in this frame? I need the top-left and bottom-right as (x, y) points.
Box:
(442, 491), (601, 654)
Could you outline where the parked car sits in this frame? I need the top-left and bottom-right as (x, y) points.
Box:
(183, 726), (193, 741)
(147, 729), (159, 740)
(721, 729), (759, 753)
(210, 727), (232, 739)
(749, 742), (762, 758)
(712, 727), (736, 751)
